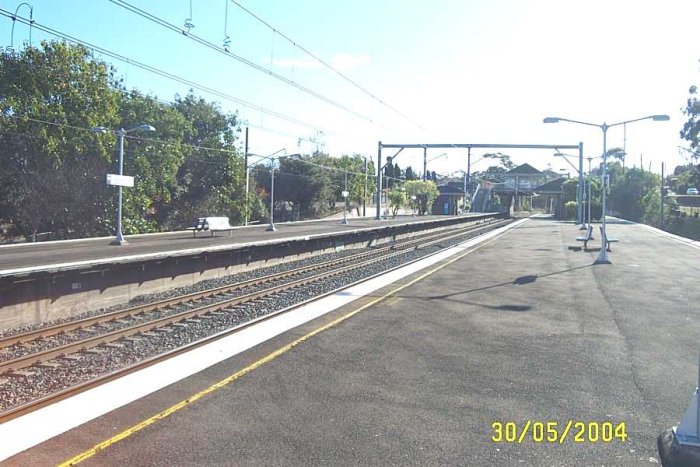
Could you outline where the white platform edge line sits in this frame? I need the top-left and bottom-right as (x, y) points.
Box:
(634, 223), (700, 251)
(0, 217), (527, 461)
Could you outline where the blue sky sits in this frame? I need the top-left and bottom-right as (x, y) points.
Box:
(3, 0), (700, 177)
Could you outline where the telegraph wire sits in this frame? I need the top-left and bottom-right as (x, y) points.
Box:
(0, 8), (333, 135)
(228, 0), (425, 130)
(1, 115), (373, 177)
(108, 0), (380, 126)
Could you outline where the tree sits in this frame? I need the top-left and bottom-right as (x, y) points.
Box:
(482, 152), (514, 170)
(0, 41), (121, 239)
(166, 92), (243, 228)
(404, 180), (439, 215)
(405, 166), (416, 181)
(387, 189), (407, 217)
(682, 84), (700, 152)
(608, 168), (659, 222)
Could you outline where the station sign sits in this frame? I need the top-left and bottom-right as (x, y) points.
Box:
(106, 174), (135, 187)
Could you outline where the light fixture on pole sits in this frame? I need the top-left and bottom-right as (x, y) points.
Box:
(424, 152), (447, 181)
(92, 124), (155, 245)
(265, 149), (288, 232)
(246, 148), (285, 228)
(544, 114), (669, 263)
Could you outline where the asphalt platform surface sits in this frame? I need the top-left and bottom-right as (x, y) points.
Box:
(9, 216), (700, 466)
(0, 214), (469, 274)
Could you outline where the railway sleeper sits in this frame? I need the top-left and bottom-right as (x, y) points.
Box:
(5, 370), (35, 378)
(37, 362), (62, 369)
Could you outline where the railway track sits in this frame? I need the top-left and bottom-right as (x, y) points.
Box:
(0, 215), (509, 421)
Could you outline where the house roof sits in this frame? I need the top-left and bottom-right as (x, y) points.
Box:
(506, 163), (542, 175)
(534, 177), (566, 193)
(437, 184), (465, 194)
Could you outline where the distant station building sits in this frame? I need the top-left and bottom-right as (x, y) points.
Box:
(432, 183), (467, 215)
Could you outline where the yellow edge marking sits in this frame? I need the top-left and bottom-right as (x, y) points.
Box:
(58, 222), (520, 466)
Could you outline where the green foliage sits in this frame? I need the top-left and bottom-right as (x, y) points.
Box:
(404, 180), (438, 215)
(0, 41), (121, 238)
(608, 168), (659, 222)
(0, 41), (245, 239)
(682, 84), (700, 153)
(387, 189), (408, 217)
(564, 201), (578, 220)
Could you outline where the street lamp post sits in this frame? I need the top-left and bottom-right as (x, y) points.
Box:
(265, 150), (289, 232)
(544, 114), (669, 263)
(246, 148), (286, 228)
(92, 124), (155, 245)
(363, 157), (368, 217)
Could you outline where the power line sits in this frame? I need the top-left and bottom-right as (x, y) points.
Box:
(0, 9), (332, 135)
(1, 115), (373, 178)
(228, 0), (425, 131)
(108, 0), (380, 126)
(1, 114), (242, 156)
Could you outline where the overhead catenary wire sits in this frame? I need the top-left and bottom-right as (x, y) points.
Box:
(1, 115), (374, 178)
(108, 0), (381, 127)
(228, 0), (425, 131)
(0, 9), (333, 136)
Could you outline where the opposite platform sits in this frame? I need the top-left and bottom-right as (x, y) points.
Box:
(8, 217), (700, 466)
(0, 214), (472, 276)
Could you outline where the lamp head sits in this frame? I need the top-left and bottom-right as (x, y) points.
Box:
(543, 117), (560, 124)
(134, 124), (156, 132)
(91, 126), (109, 134)
(652, 114), (670, 122)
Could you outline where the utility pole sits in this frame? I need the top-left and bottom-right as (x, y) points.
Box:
(661, 162), (665, 229)
(363, 157), (368, 217)
(423, 146), (427, 181)
(244, 127), (249, 225)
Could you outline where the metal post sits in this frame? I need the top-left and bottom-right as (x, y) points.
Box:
(342, 171), (349, 225)
(244, 126), (249, 226)
(587, 157), (593, 228)
(423, 146), (427, 181)
(376, 141), (382, 220)
(266, 163), (276, 231)
(363, 157), (368, 217)
(596, 125), (610, 264)
(578, 142), (585, 229)
(661, 162), (665, 228)
(111, 129), (127, 245)
(467, 147), (471, 186)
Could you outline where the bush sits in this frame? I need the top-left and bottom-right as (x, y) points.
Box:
(564, 201), (578, 220)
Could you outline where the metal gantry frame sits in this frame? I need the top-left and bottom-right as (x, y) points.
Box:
(375, 142), (584, 220)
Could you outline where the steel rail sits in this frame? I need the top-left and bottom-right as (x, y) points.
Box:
(0, 217), (511, 421)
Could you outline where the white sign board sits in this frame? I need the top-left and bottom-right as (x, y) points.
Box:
(106, 174), (134, 187)
(341, 190), (349, 198)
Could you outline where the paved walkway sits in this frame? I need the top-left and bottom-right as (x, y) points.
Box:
(9, 217), (700, 466)
(0, 214), (472, 274)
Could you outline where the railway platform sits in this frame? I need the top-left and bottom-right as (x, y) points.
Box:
(0, 214), (476, 275)
(4, 216), (700, 465)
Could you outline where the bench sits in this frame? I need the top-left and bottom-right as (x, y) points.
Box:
(576, 225), (594, 249)
(187, 217), (234, 237)
(600, 226), (619, 251)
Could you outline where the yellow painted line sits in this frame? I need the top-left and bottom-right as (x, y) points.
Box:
(57, 223), (518, 466)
